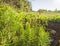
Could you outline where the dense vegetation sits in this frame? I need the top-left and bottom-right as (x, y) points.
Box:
(0, 6), (51, 46)
(0, 0), (60, 46)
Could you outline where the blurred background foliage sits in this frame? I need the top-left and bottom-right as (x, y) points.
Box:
(0, 0), (32, 12)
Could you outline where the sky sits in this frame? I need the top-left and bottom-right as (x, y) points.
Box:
(29, 0), (60, 11)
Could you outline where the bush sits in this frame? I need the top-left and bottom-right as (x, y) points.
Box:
(0, 6), (50, 46)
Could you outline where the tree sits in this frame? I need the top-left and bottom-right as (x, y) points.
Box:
(0, 0), (32, 12)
